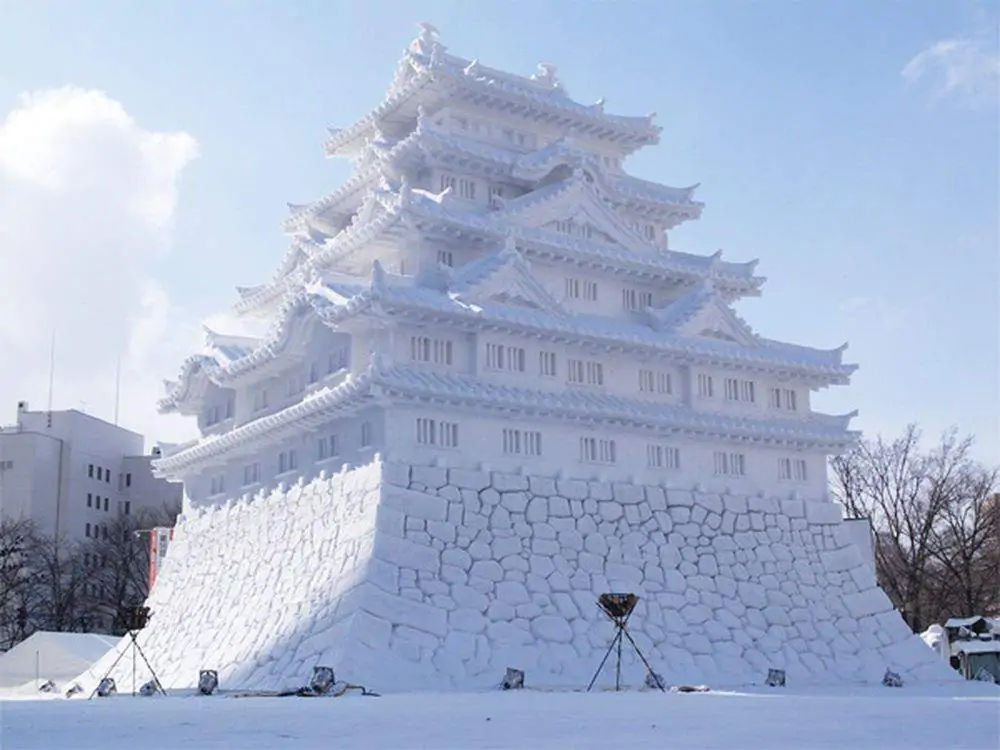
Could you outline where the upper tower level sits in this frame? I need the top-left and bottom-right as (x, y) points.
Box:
(324, 23), (661, 162)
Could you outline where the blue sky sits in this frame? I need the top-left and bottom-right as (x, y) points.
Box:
(0, 1), (997, 460)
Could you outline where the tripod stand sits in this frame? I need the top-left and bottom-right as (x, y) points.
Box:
(586, 593), (665, 692)
(89, 606), (166, 698)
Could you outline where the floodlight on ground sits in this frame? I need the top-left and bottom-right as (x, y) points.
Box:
(765, 668), (786, 687)
(500, 668), (524, 690)
(96, 678), (117, 697)
(309, 666), (336, 695)
(139, 680), (158, 697)
(882, 669), (903, 688)
(38, 680), (56, 693)
(64, 683), (83, 698)
(587, 593), (664, 693)
(199, 669), (219, 696)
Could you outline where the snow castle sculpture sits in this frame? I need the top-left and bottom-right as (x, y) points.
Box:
(106, 25), (950, 692)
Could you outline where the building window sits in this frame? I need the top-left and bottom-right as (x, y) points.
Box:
(411, 336), (453, 366)
(103, 497), (109, 512)
(252, 389), (269, 412)
(125, 473), (131, 488)
(485, 343), (525, 372)
(539, 351), (557, 377)
(580, 437), (617, 464)
(88, 463), (94, 478)
(622, 287), (653, 311)
(440, 421), (459, 448)
(565, 278), (581, 299)
(567, 359), (603, 386)
(360, 421), (372, 448)
(278, 449), (298, 474)
(647, 444), (681, 470)
(458, 178), (476, 200)
(769, 387), (798, 411)
(124, 501), (131, 515)
(725, 378), (756, 403)
(565, 278), (598, 301)
(502, 428), (542, 456)
(318, 434), (340, 461)
(243, 463), (260, 486)
(697, 373), (714, 398)
(105, 470), (110, 484)
(85, 522), (91, 537)
(437, 249), (454, 267)
(779, 458), (808, 482)
(714, 451), (746, 477)
(416, 417), (436, 445)
(102, 526), (108, 540)
(96, 466), (102, 481)
(210, 475), (225, 496)
(639, 369), (673, 395)
(440, 172), (457, 192)
(87, 493), (92, 508)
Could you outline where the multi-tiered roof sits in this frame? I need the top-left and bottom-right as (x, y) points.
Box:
(156, 24), (857, 476)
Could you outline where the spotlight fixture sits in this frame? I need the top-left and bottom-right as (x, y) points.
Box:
(89, 604), (166, 699)
(198, 669), (219, 696)
(309, 666), (336, 695)
(882, 669), (903, 688)
(96, 678), (117, 697)
(500, 668), (524, 690)
(139, 680), (158, 697)
(587, 593), (664, 693)
(765, 668), (786, 687)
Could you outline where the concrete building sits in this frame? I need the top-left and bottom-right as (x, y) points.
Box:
(0, 402), (181, 544)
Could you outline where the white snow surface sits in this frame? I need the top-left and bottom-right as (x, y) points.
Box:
(76, 459), (956, 696)
(0, 632), (119, 689)
(2, 685), (998, 750)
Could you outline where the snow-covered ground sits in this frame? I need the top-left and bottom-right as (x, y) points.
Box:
(2, 683), (998, 749)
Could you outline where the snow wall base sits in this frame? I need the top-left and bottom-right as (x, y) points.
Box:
(90, 457), (954, 693)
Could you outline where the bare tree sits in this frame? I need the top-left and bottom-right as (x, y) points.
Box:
(0, 518), (40, 650)
(831, 425), (999, 631)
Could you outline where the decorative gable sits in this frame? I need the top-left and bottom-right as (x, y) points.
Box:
(649, 281), (759, 347)
(451, 241), (565, 315)
(503, 169), (648, 250)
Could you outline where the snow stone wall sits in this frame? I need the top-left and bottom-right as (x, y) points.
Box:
(97, 458), (951, 693)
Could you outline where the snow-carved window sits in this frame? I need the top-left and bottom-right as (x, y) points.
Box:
(779, 458), (808, 482)
(204, 404), (222, 426)
(622, 287), (653, 311)
(697, 374), (714, 398)
(318, 434), (340, 461)
(209, 475), (225, 496)
(580, 437), (616, 464)
(639, 369), (673, 395)
(502, 428), (542, 456)
(713, 451), (746, 477)
(360, 421), (372, 448)
(644, 224), (658, 242)
(539, 351), (557, 377)
(278, 449), (298, 474)
(440, 421), (459, 448)
(439, 173), (457, 192)
(416, 418), (436, 445)
(437, 249), (454, 267)
(768, 387), (798, 411)
(242, 463), (260, 486)
(458, 178), (477, 200)
(485, 343), (525, 372)
(568, 359), (604, 386)
(567, 278), (598, 301)
(647, 444), (681, 470)
(489, 185), (504, 208)
(411, 336), (453, 366)
(725, 378), (756, 403)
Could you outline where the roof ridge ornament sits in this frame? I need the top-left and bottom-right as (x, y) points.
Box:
(531, 62), (563, 93)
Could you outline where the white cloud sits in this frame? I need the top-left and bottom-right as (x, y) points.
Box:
(0, 87), (201, 446)
(902, 33), (999, 107)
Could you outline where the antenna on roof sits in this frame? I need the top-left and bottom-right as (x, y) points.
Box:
(46, 331), (55, 429)
(114, 355), (122, 426)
